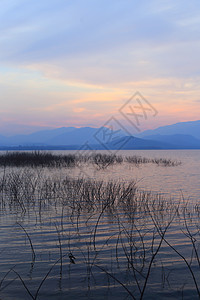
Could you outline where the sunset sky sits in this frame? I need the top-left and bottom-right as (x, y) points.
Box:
(1, 0), (200, 135)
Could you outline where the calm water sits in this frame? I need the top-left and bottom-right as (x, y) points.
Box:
(0, 150), (200, 300)
(64, 149), (200, 201)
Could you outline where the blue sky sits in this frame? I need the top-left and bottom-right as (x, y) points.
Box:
(1, 0), (200, 134)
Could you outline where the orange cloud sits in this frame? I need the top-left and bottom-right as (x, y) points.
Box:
(73, 107), (86, 113)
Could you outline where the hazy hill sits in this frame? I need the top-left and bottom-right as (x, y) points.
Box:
(139, 120), (200, 140)
(0, 124), (53, 136)
(0, 135), (8, 145)
(141, 134), (200, 149)
(1, 120), (200, 149)
(106, 136), (174, 150)
(0, 126), (126, 147)
(46, 127), (105, 146)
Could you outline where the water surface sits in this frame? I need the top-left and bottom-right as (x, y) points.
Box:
(0, 150), (200, 299)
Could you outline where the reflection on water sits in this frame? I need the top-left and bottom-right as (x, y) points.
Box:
(0, 150), (200, 299)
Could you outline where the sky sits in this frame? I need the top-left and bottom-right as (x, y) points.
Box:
(1, 0), (200, 135)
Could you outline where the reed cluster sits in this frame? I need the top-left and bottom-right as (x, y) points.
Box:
(0, 151), (181, 169)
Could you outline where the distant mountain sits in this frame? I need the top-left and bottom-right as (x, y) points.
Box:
(0, 126), (126, 147)
(1, 120), (200, 150)
(141, 134), (200, 149)
(139, 120), (200, 140)
(8, 127), (77, 145)
(46, 127), (106, 146)
(105, 136), (173, 150)
(0, 135), (9, 146)
(0, 124), (53, 136)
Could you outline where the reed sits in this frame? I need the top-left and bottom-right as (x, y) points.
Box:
(1, 166), (200, 299)
(0, 151), (181, 168)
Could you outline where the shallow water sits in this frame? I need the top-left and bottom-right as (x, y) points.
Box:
(0, 150), (200, 299)
(57, 149), (200, 201)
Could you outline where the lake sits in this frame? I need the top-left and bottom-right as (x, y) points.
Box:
(0, 150), (200, 299)
(64, 149), (200, 201)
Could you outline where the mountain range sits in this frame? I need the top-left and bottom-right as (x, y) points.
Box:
(0, 120), (200, 150)
(139, 120), (200, 139)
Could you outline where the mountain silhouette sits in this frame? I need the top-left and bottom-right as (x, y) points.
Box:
(0, 120), (200, 150)
(139, 120), (200, 140)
